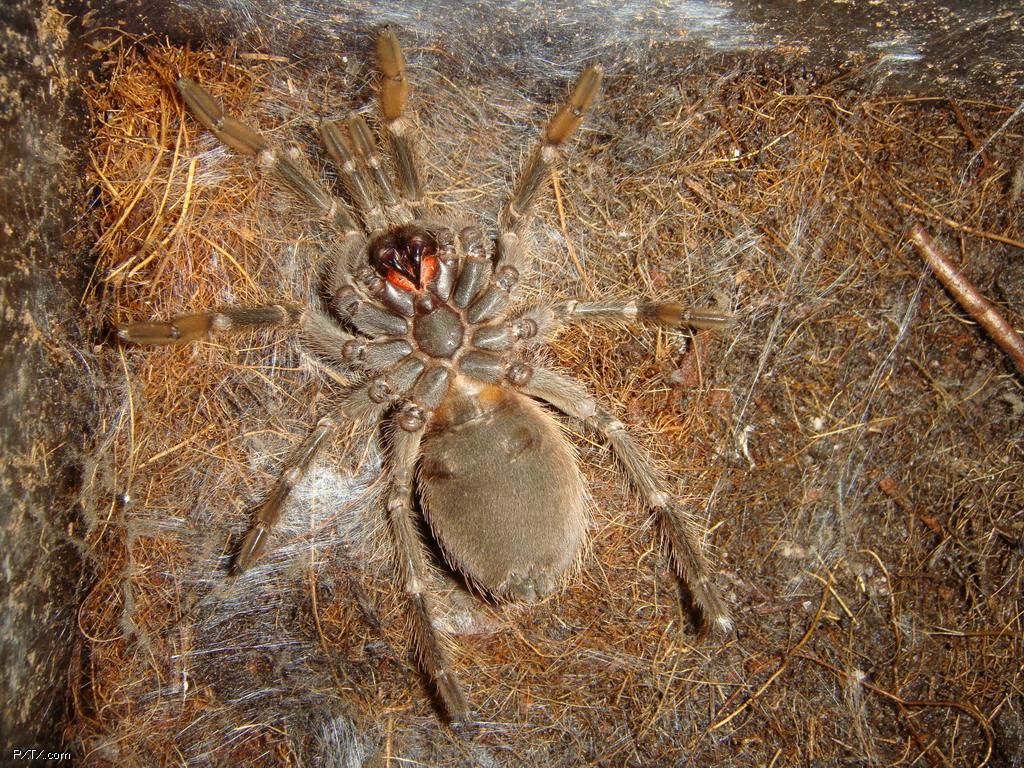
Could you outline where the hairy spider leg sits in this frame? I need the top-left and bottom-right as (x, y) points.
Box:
(177, 77), (361, 236)
(376, 28), (424, 210)
(387, 422), (470, 723)
(497, 64), (602, 274)
(518, 367), (732, 635)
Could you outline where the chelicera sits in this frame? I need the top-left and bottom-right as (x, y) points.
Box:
(118, 29), (732, 723)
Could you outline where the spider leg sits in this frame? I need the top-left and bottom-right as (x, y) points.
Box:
(497, 64), (602, 272)
(516, 298), (733, 344)
(451, 226), (522, 326)
(118, 303), (304, 345)
(348, 115), (412, 224)
(451, 226), (492, 309)
(376, 29), (424, 212)
(177, 78), (360, 235)
(234, 356), (425, 571)
(387, 420), (470, 723)
(117, 302), (409, 360)
(302, 309), (415, 373)
(234, 415), (337, 572)
(319, 119), (389, 230)
(517, 367), (731, 634)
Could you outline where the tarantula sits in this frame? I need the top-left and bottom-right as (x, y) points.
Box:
(118, 30), (732, 723)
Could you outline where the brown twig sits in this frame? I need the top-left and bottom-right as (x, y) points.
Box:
(899, 203), (1024, 250)
(909, 223), (1024, 378)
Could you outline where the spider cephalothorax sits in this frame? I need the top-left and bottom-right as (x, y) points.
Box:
(118, 29), (733, 724)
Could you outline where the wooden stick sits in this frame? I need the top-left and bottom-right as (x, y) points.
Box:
(909, 223), (1024, 377)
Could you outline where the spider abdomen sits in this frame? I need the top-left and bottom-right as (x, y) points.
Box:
(418, 379), (588, 601)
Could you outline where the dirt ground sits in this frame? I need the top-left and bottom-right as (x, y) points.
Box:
(15, 5), (1024, 767)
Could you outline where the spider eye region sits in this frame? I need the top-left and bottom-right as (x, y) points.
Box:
(370, 225), (439, 292)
